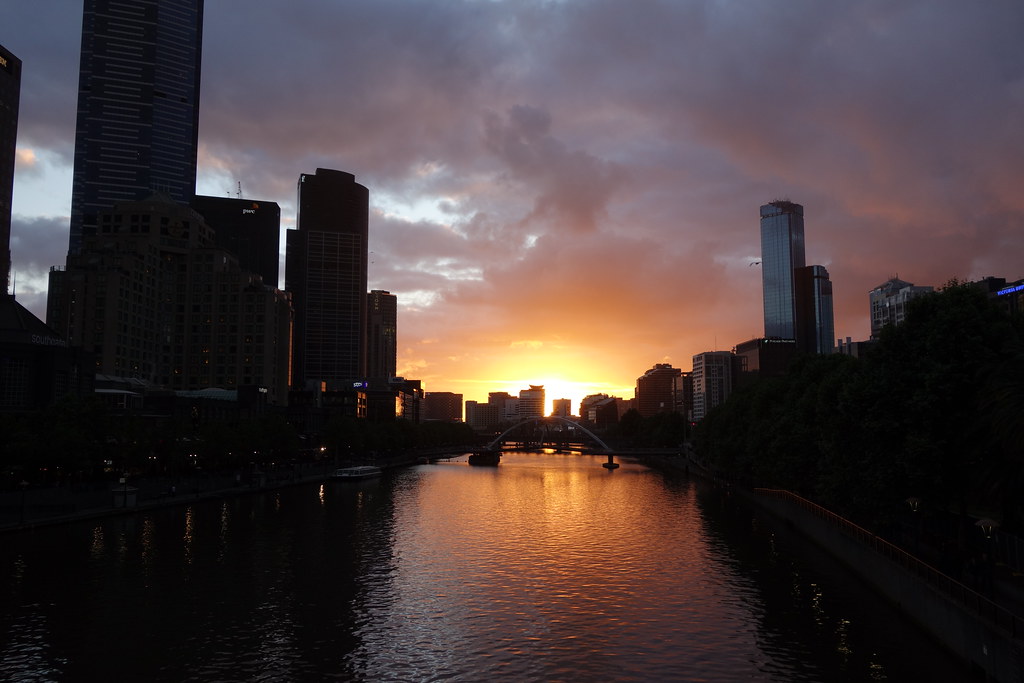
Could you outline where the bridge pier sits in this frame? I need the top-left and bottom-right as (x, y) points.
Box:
(602, 454), (620, 470)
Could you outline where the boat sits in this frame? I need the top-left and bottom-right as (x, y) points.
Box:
(467, 450), (501, 466)
(330, 465), (382, 480)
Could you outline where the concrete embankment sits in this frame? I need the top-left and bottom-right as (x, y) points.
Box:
(642, 452), (1024, 682)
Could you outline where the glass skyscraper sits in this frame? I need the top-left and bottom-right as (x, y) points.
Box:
(795, 264), (835, 354)
(286, 169), (369, 389)
(759, 200), (806, 340)
(68, 0), (204, 255)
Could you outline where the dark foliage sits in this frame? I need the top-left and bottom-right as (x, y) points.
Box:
(693, 282), (1024, 531)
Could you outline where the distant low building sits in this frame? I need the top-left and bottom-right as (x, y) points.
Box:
(635, 363), (681, 417)
(423, 391), (463, 422)
(692, 351), (734, 421)
(0, 295), (93, 413)
(869, 277), (934, 339)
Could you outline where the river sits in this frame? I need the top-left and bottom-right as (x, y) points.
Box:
(1, 452), (971, 681)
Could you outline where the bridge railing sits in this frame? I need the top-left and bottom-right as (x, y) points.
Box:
(753, 488), (1022, 639)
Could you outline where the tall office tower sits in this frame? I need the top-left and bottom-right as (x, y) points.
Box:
(869, 277), (933, 339)
(191, 195), (281, 286)
(0, 43), (21, 294)
(691, 351), (734, 421)
(366, 289), (397, 380)
(67, 0), (204, 255)
(286, 169), (369, 389)
(795, 265), (835, 354)
(760, 200), (806, 340)
(518, 385), (545, 419)
(635, 363), (682, 417)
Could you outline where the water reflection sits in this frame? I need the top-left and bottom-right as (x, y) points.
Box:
(0, 452), (970, 681)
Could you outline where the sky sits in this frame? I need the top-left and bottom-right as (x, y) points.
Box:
(5, 1), (1024, 414)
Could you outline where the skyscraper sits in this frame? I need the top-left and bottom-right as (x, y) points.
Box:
(286, 169), (369, 389)
(68, 0), (204, 255)
(635, 363), (681, 417)
(0, 43), (21, 294)
(366, 289), (397, 381)
(759, 200), (805, 340)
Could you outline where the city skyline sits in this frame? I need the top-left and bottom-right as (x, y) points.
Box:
(5, 2), (1023, 411)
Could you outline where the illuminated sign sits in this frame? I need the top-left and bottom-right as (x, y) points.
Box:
(996, 283), (1024, 296)
(0, 55), (7, 68)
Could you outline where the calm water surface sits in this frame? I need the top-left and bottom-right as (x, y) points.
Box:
(2, 452), (971, 681)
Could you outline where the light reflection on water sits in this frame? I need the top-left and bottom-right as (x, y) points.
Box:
(0, 452), (970, 681)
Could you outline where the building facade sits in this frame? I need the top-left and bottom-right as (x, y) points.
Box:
(422, 391), (463, 422)
(47, 195), (292, 404)
(286, 169), (369, 389)
(635, 363), (682, 417)
(68, 0), (204, 255)
(551, 398), (571, 418)
(869, 277), (934, 339)
(760, 200), (805, 340)
(692, 351), (734, 421)
(190, 195), (281, 286)
(518, 385), (545, 420)
(366, 290), (397, 381)
(795, 264), (835, 354)
(0, 43), (20, 295)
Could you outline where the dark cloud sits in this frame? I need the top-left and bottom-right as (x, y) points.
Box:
(7, 0), (1024, 403)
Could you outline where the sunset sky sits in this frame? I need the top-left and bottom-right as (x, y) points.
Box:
(5, 1), (1024, 414)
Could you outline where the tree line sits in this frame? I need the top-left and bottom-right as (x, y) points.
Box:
(693, 281), (1024, 534)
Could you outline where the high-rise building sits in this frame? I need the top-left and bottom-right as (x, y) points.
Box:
(286, 169), (369, 389)
(68, 0), (204, 255)
(0, 43), (21, 294)
(518, 385), (545, 420)
(190, 195), (281, 286)
(367, 290), (397, 381)
(795, 265), (835, 354)
(47, 194), (292, 404)
(869, 277), (933, 339)
(635, 363), (682, 416)
(691, 351), (733, 421)
(760, 200), (835, 354)
(760, 200), (805, 340)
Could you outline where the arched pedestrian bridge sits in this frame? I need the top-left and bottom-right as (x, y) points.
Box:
(486, 416), (612, 453)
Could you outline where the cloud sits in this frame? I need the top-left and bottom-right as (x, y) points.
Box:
(6, 0), (1024, 407)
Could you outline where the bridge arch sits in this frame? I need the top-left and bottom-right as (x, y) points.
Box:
(487, 416), (612, 452)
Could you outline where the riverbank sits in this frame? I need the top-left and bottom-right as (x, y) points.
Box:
(644, 450), (1024, 682)
(0, 448), (472, 533)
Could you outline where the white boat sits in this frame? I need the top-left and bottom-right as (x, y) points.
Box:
(330, 465), (382, 480)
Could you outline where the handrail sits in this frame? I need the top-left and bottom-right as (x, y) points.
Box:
(753, 488), (1022, 639)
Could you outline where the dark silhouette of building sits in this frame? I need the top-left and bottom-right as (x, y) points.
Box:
(635, 363), (681, 417)
(367, 289), (397, 381)
(423, 391), (463, 422)
(47, 194), (292, 404)
(795, 264), (835, 354)
(0, 43), (20, 295)
(733, 337), (797, 388)
(190, 195), (281, 286)
(286, 169), (368, 389)
(68, 0), (204, 255)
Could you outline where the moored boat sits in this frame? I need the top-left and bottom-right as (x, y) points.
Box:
(467, 450), (501, 466)
(330, 465), (382, 480)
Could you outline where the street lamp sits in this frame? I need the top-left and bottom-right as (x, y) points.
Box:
(975, 518), (999, 539)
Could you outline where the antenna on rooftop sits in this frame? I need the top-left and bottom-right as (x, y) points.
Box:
(237, 181), (242, 199)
